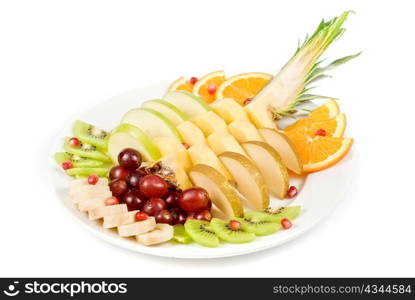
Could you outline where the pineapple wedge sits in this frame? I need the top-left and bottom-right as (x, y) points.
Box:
(207, 132), (247, 158)
(156, 155), (193, 190)
(191, 111), (228, 136)
(153, 136), (192, 172)
(228, 120), (263, 143)
(210, 98), (250, 124)
(176, 121), (206, 147)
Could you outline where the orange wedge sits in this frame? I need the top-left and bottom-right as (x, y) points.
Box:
(309, 99), (340, 120)
(215, 72), (272, 105)
(285, 114), (346, 138)
(193, 70), (226, 104)
(168, 76), (194, 93)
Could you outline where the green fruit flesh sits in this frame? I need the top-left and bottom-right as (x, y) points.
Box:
(142, 99), (189, 125)
(54, 152), (104, 168)
(73, 120), (109, 150)
(164, 91), (211, 118)
(244, 206), (301, 223)
(173, 225), (193, 244)
(64, 137), (111, 162)
(235, 217), (281, 236)
(66, 167), (110, 177)
(210, 218), (256, 244)
(184, 220), (219, 248)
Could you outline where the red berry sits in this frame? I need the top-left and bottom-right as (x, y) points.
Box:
(281, 218), (292, 229)
(228, 220), (241, 231)
(87, 174), (99, 185)
(135, 211), (148, 221)
(207, 84), (217, 94)
(61, 161), (73, 170)
(105, 196), (119, 206)
(68, 137), (81, 147)
(139, 174), (168, 198)
(189, 77), (198, 84)
(178, 187), (211, 214)
(287, 186), (298, 199)
(243, 97), (253, 105)
(315, 128), (326, 136)
(194, 210), (212, 222)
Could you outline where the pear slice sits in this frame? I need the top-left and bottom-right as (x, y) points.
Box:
(191, 111), (228, 136)
(188, 144), (232, 180)
(210, 98), (250, 124)
(176, 121), (207, 147)
(189, 164), (244, 218)
(219, 152), (269, 210)
(207, 131), (247, 157)
(228, 120), (263, 143)
(258, 128), (303, 174)
(242, 141), (289, 199)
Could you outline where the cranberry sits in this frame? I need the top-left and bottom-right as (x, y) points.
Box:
(189, 76), (198, 84)
(105, 196), (119, 206)
(207, 84), (217, 95)
(68, 137), (81, 147)
(109, 166), (130, 181)
(281, 218), (292, 229)
(135, 211), (148, 221)
(178, 187), (211, 213)
(194, 210), (212, 222)
(228, 220), (241, 231)
(123, 190), (145, 211)
(287, 186), (298, 199)
(142, 198), (167, 216)
(87, 174), (99, 185)
(139, 174), (168, 198)
(315, 128), (327, 137)
(61, 161), (73, 170)
(155, 210), (174, 225)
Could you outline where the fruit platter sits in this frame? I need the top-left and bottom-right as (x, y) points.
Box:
(51, 12), (358, 258)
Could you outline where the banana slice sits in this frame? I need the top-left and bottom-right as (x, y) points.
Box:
(88, 204), (128, 220)
(103, 210), (140, 229)
(137, 224), (174, 246)
(118, 217), (156, 237)
(77, 194), (111, 212)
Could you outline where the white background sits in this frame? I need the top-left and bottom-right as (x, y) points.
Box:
(1, 0), (414, 277)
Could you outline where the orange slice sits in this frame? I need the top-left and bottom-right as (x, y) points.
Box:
(168, 76), (194, 93)
(215, 72), (272, 105)
(193, 70), (226, 104)
(285, 114), (346, 138)
(309, 99), (340, 120)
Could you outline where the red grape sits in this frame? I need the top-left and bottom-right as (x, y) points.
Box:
(118, 148), (142, 170)
(177, 187), (211, 213)
(139, 174), (168, 198)
(155, 209), (174, 225)
(109, 166), (129, 181)
(126, 170), (142, 189)
(123, 190), (145, 211)
(165, 191), (179, 208)
(194, 209), (212, 222)
(142, 198), (167, 216)
(170, 208), (187, 225)
(109, 179), (128, 197)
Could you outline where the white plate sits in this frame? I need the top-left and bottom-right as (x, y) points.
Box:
(49, 83), (356, 259)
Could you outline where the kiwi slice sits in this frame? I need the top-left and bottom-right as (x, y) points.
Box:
(64, 137), (111, 162)
(66, 167), (110, 177)
(184, 220), (219, 248)
(54, 152), (105, 168)
(73, 120), (109, 150)
(244, 206), (301, 223)
(210, 218), (256, 244)
(235, 217), (281, 236)
(173, 225), (193, 244)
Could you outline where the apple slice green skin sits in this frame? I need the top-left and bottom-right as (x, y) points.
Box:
(121, 107), (182, 142)
(107, 123), (161, 163)
(142, 99), (189, 126)
(219, 151), (269, 210)
(164, 91), (211, 118)
(258, 128), (303, 174)
(242, 141), (289, 199)
(189, 164), (244, 218)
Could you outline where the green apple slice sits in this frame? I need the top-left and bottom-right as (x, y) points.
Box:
(107, 124), (161, 163)
(242, 141), (289, 199)
(121, 107), (182, 142)
(164, 91), (211, 118)
(189, 164), (244, 218)
(142, 99), (189, 126)
(219, 152), (269, 210)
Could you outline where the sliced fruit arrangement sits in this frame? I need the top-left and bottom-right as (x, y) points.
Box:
(192, 70), (226, 104)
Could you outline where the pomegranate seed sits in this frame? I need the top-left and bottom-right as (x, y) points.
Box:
(105, 196), (119, 206)
(281, 218), (292, 229)
(315, 128), (326, 137)
(61, 161), (73, 170)
(228, 220), (241, 231)
(68, 137), (81, 147)
(189, 77), (198, 85)
(87, 174), (99, 185)
(182, 142), (190, 149)
(243, 97), (253, 105)
(207, 84), (217, 95)
(287, 186), (298, 198)
(135, 211), (148, 221)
